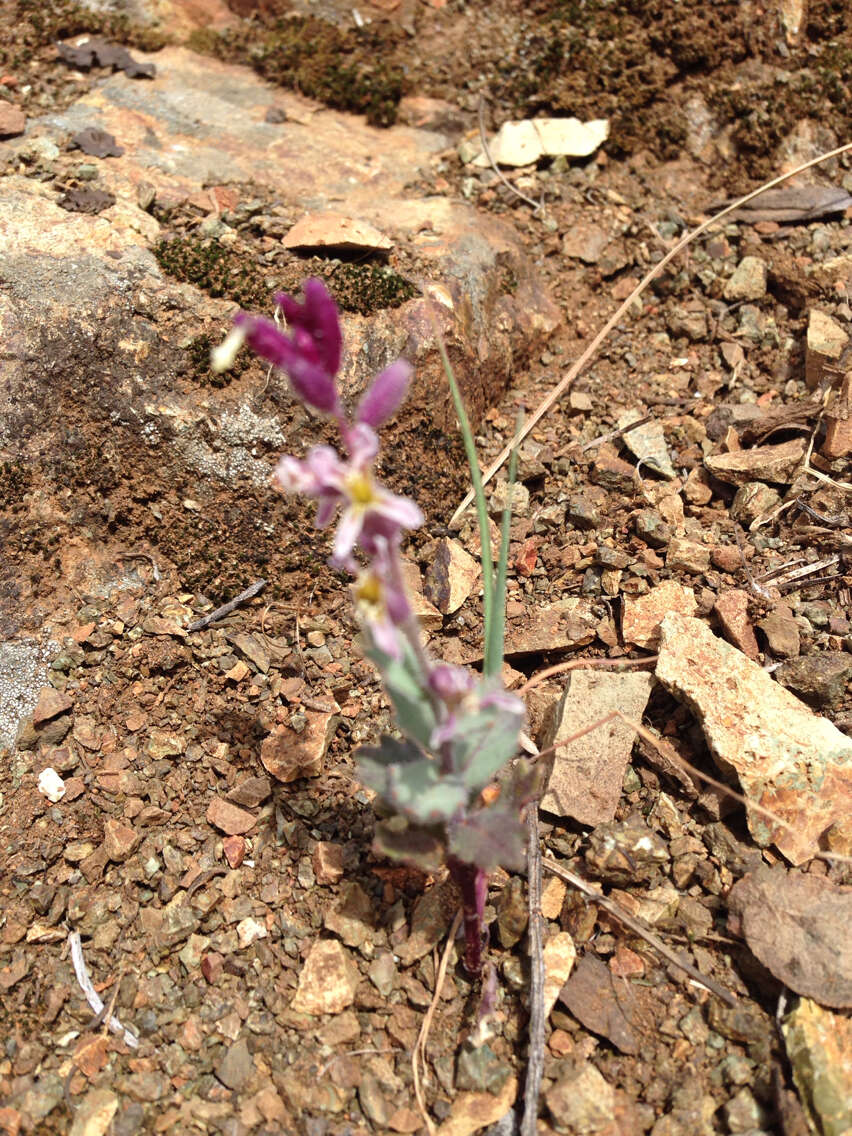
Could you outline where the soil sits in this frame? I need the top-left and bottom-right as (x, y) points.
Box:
(1, 1), (851, 1134)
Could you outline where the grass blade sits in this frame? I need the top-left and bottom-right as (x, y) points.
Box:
(487, 409), (523, 675)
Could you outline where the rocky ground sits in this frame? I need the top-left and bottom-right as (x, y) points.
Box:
(0, 1), (851, 1134)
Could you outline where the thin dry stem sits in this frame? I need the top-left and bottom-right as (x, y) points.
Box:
(450, 141), (852, 525)
(521, 806), (545, 1136)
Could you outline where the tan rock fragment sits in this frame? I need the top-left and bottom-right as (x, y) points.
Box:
(714, 589), (759, 659)
(783, 998), (852, 1136)
(546, 1062), (615, 1133)
(103, 818), (140, 862)
(399, 559), (443, 631)
(282, 212), (393, 255)
(0, 104), (26, 138)
(823, 371), (852, 459)
(656, 613), (852, 864)
(541, 670), (654, 824)
(68, 1088), (118, 1136)
(435, 1076), (517, 1136)
(422, 538), (480, 614)
(291, 940), (359, 1015)
(206, 798), (256, 836)
(806, 309), (848, 389)
(313, 841), (344, 885)
(542, 932), (576, 1019)
(704, 438), (806, 486)
(622, 581), (696, 649)
(260, 708), (339, 782)
(31, 687), (73, 725)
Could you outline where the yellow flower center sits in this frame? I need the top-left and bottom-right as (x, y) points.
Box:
(355, 572), (383, 606)
(346, 471), (376, 507)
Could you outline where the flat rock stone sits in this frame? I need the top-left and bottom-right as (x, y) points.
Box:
(776, 651), (852, 708)
(622, 581), (696, 649)
(656, 613), (852, 864)
(714, 589), (759, 660)
(68, 1089), (118, 1136)
(0, 103), (26, 138)
(226, 775), (271, 808)
(260, 709), (339, 782)
(558, 952), (639, 1054)
(806, 309), (849, 389)
(545, 1061), (616, 1134)
(291, 939), (359, 1015)
(723, 256), (767, 301)
(543, 932), (576, 1020)
(756, 605), (800, 658)
(206, 797), (256, 835)
(423, 537), (480, 614)
(728, 865), (852, 1008)
(282, 211), (393, 255)
(704, 438), (806, 486)
(324, 881), (374, 948)
(215, 1037), (254, 1091)
(435, 1075), (517, 1136)
(619, 411), (675, 478)
(541, 670), (654, 824)
(31, 686), (73, 726)
(783, 998), (852, 1136)
(103, 818), (141, 862)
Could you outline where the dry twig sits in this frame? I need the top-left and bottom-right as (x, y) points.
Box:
(521, 805), (545, 1136)
(186, 579), (267, 632)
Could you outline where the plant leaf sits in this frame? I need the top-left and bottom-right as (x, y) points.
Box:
(373, 816), (446, 873)
(449, 689), (524, 792)
(356, 740), (469, 824)
(488, 408), (523, 677)
(448, 800), (526, 872)
(365, 639), (437, 750)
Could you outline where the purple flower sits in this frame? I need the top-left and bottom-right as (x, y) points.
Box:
(234, 312), (340, 414)
(273, 423), (423, 567)
(352, 541), (412, 658)
(274, 277), (342, 378)
(356, 360), (413, 428)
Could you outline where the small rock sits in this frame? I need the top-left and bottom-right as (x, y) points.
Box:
(222, 835), (246, 868)
(423, 538), (480, 614)
(324, 882), (374, 948)
(496, 876), (527, 948)
(368, 950), (398, 996)
(543, 932), (576, 1019)
(146, 729), (183, 758)
(226, 776), (271, 808)
(683, 467), (713, 505)
(31, 686), (73, 725)
(806, 309), (849, 389)
(563, 222), (611, 264)
(37, 767), (66, 803)
(282, 212), (393, 255)
(589, 453), (635, 493)
(723, 256), (767, 301)
(291, 940), (359, 1015)
(757, 605), (800, 658)
(566, 496), (600, 531)
(545, 1062), (616, 1134)
(0, 103), (25, 137)
(215, 1037), (254, 1091)
(667, 304), (709, 342)
(622, 581), (696, 649)
(783, 997), (852, 1136)
(435, 1076), (517, 1136)
(823, 371), (852, 459)
(456, 1045), (512, 1093)
(632, 508), (671, 548)
(666, 537), (711, 575)
(313, 841), (344, 884)
(730, 481), (782, 526)
(711, 545), (743, 574)
(260, 709), (338, 782)
(714, 589), (759, 659)
(68, 1088), (118, 1136)
(489, 479), (530, 518)
(657, 614), (852, 864)
(236, 917), (267, 948)
(776, 652), (852, 708)
(619, 412), (676, 478)
(103, 818), (140, 862)
(206, 798), (256, 836)
(705, 438), (806, 486)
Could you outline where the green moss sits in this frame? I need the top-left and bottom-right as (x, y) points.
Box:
(6, 0), (166, 58)
(154, 235), (270, 309)
(184, 333), (249, 387)
(186, 15), (404, 128)
(327, 264), (417, 316)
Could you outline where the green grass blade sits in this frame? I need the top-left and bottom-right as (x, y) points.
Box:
(431, 332), (495, 670)
(488, 409), (523, 674)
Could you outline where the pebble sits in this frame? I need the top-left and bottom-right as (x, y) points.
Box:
(756, 605), (800, 657)
(622, 581), (697, 648)
(666, 537), (711, 574)
(31, 686), (73, 725)
(291, 939), (359, 1014)
(632, 508), (671, 548)
(496, 876), (528, 948)
(455, 1045), (512, 1093)
(0, 102), (26, 137)
(103, 818), (140, 862)
(313, 840), (344, 884)
(545, 1062), (616, 1133)
(714, 589), (759, 659)
(731, 481), (782, 526)
(226, 776), (271, 808)
(776, 652), (852, 708)
(206, 798), (256, 836)
(215, 1037), (254, 1091)
(723, 256), (767, 301)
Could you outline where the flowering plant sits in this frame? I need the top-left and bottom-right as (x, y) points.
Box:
(215, 279), (536, 974)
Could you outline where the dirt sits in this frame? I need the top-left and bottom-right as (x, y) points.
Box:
(1, 1), (851, 1134)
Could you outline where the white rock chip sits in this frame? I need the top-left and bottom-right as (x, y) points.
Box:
(37, 767), (66, 803)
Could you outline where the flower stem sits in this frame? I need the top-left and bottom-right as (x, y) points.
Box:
(448, 858), (487, 975)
